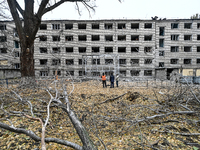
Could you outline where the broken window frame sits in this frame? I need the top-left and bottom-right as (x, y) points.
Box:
(144, 70), (152, 76)
(92, 23), (99, 29)
(171, 46), (179, 52)
(171, 35), (179, 41)
(131, 47), (139, 53)
(105, 59), (113, 65)
(79, 47), (86, 53)
(159, 62), (164, 68)
(66, 59), (74, 65)
(159, 51), (164, 56)
(52, 59), (61, 66)
(52, 47), (61, 54)
(144, 59), (153, 64)
(105, 35), (113, 41)
(52, 36), (60, 41)
(79, 59), (87, 65)
(79, 70), (85, 76)
(184, 46), (192, 52)
(78, 23), (87, 29)
(0, 48), (7, 53)
(92, 35), (100, 41)
(92, 47), (100, 53)
(184, 59), (192, 65)
(40, 59), (48, 65)
(159, 27), (165, 36)
(14, 51), (20, 57)
(65, 24), (73, 30)
(66, 47), (73, 53)
(105, 47), (113, 53)
(131, 23), (139, 29)
(119, 59), (126, 65)
(170, 59), (179, 64)
(131, 35), (139, 41)
(118, 23), (126, 29)
(39, 24), (47, 30)
(130, 59), (139, 66)
(53, 70), (61, 76)
(171, 23), (179, 29)
(144, 35), (152, 41)
(144, 47), (152, 53)
(52, 24), (60, 30)
(65, 35), (73, 41)
(159, 39), (164, 47)
(104, 23), (113, 29)
(14, 63), (20, 69)
(66, 71), (74, 76)
(92, 59), (100, 65)
(40, 47), (48, 53)
(40, 71), (48, 77)
(118, 47), (126, 53)
(130, 70), (140, 76)
(184, 35), (192, 41)
(78, 35), (87, 41)
(144, 23), (152, 29)
(184, 23), (192, 29)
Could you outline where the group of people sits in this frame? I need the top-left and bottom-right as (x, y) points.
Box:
(101, 73), (119, 88)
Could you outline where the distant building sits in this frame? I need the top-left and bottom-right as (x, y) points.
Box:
(0, 19), (200, 80)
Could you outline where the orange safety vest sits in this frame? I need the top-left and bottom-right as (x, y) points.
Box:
(102, 75), (106, 81)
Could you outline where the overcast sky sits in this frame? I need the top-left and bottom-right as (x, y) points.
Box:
(41, 0), (200, 20)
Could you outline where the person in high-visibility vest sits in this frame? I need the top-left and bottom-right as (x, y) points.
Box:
(101, 73), (107, 88)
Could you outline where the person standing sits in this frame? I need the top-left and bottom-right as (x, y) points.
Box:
(101, 73), (107, 88)
(116, 74), (119, 87)
(110, 73), (115, 88)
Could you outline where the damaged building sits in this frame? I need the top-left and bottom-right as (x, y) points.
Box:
(0, 19), (200, 80)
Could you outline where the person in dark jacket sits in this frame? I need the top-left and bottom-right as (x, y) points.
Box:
(110, 73), (115, 88)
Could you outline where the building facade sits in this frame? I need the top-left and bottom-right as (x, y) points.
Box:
(0, 19), (200, 80)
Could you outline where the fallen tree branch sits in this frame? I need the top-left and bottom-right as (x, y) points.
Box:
(152, 129), (200, 136)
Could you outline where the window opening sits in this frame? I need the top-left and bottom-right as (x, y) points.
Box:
(105, 35), (113, 41)
(40, 24), (47, 30)
(65, 24), (73, 29)
(40, 47), (47, 53)
(52, 47), (60, 53)
(66, 71), (74, 76)
(0, 36), (7, 42)
(78, 35), (87, 41)
(92, 23), (99, 29)
(184, 23), (192, 29)
(105, 59), (113, 65)
(131, 47), (139, 52)
(131, 23), (139, 29)
(159, 27), (165, 36)
(131, 35), (139, 41)
(66, 47), (73, 53)
(118, 47), (126, 53)
(105, 23), (113, 29)
(197, 35), (200, 40)
(40, 59), (47, 65)
(144, 59), (153, 64)
(119, 59), (126, 65)
(198, 23), (200, 29)
(92, 47), (99, 53)
(79, 71), (85, 76)
(78, 24), (86, 29)
(39, 35), (47, 41)
(159, 62), (164, 67)
(130, 70), (140, 76)
(184, 59), (191, 64)
(171, 35), (179, 41)
(65, 35), (73, 41)
(144, 35), (152, 41)
(52, 59), (61, 65)
(79, 59), (87, 65)
(52, 36), (60, 41)
(197, 59), (200, 64)
(184, 46), (192, 52)
(171, 59), (178, 64)
(92, 59), (100, 65)
(14, 63), (20, 69)
(105, 47), (113, 53)
(159, 39), (164, 47)
(0, 24), (6, 30)
(144, 47), (152, 53)
(53, 70), (61, 76)
(40, 71), (48, 76)
(197, 47), (200, 52)
(0, 48), (7, 53)
(144, 70), (152, 76)
(184, 35), (192, 40)
(130, 59), (139, 66)
(118, 23), (126, 29)
(14, 51), (19, 57)
(14, 41), (19, 48)
(66, 59), (74, 65)
(144, 23), (152, 28)
(171, 46), (179, 52)
(118, 35), (126, 41)
(52, 24), (60, 30)
(79, 47), (86, 53)
(159, 51), (164, 56)
(171, 23), (179, 29)
(120, 71), (126, 76)
(92, 35), (100, 41)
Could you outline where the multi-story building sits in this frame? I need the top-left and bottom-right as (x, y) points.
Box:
(1, 19), (200, 80)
